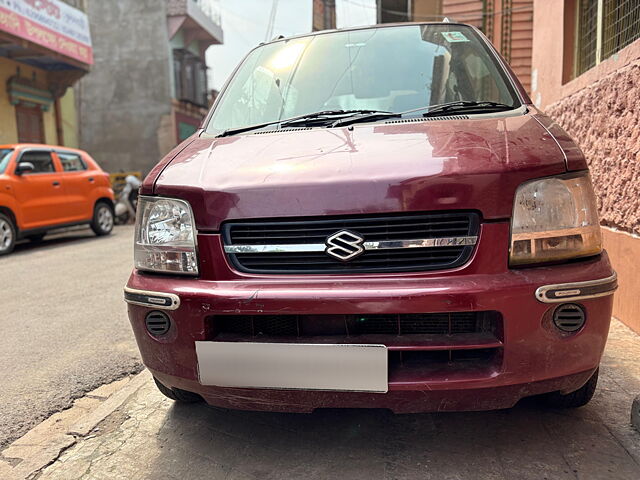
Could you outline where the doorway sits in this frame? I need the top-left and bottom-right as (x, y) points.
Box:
(15, 104), (45, 144)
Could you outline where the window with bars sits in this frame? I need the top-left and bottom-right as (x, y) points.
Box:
(575, 0), (640, 78)
(602, 0), (640, 58)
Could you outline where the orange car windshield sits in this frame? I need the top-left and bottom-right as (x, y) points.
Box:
(0, 149), (13, 174)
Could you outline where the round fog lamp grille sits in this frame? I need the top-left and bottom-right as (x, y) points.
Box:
(145, 311), (171, 336)
(553, 303), (586, 332)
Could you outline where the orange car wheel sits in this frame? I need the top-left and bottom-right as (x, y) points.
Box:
(0, 212), (16, 255)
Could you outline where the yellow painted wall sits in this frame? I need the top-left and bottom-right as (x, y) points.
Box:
(59, 87), (78, 148)
(0, 57), (80, 147)
(0, 58), (19, 144)
(43, 104), (56, 145)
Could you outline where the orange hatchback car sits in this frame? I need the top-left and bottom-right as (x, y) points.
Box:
(0, 144), (115, 255)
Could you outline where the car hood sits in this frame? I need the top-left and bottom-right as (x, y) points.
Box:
(153, 112), (567, 231)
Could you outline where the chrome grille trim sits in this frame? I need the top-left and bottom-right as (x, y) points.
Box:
(224, 236), (478, 254)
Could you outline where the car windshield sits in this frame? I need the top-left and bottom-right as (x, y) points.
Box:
(206, 24), (520, 135)
(0, 149), (13, 174)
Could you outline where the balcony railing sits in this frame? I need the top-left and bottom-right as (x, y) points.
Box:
(191, 0), (221, 26)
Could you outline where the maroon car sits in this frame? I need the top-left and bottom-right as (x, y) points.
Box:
(125, 23), (617, 412)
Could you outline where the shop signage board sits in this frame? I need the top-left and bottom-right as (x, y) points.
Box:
(0, 0), (93, 65)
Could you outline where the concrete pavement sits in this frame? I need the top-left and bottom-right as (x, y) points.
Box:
(2, 319), (639, 480)
(0, 225), (142, 448)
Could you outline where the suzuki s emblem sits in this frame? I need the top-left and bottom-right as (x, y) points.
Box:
(325, 230), (365, 261)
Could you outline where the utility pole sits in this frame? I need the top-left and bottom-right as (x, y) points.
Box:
(312, 0), (336, 31)
(265, 0), (279, 41)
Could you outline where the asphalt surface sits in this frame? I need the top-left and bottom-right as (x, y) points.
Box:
(27, 321), (640, 480)
(0, 225), (142, 448)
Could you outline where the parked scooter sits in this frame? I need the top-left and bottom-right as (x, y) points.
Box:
(114, 174), (141, 224)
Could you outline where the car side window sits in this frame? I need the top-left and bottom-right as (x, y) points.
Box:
(58, 152), (87, 172)
(19, 151), (55, 174)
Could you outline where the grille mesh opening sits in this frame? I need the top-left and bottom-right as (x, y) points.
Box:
(212, 312), (504, 381)
(213, 311), (500, 339)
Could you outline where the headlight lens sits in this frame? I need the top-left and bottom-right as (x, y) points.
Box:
(510, 172), (602, 266)
(134, 196), (198, 275)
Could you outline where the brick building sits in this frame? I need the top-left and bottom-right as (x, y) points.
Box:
(312, 0), (336, 31)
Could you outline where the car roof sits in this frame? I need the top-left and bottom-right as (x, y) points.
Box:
(261, 21), (476, 46)
(0, 143), (87, 154)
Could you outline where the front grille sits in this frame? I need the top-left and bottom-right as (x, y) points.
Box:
(223, 211), (479, 274)
(213, 311), (499, 338)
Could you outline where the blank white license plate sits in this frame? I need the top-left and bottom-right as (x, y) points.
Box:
(195, 342), (388, 393)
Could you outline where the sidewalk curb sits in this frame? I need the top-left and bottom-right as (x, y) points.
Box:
(0, 369), (150, 480)
(67, 370), (150, 436)
(632, 395), (640, 432)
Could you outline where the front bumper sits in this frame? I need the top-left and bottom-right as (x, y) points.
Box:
(125, 225), (615, 413)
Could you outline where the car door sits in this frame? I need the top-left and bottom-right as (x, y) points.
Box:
(55, 151), (94, 221)
(10, 149), (69, 230)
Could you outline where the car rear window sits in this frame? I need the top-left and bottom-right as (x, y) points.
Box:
(58, 152), (87, 171)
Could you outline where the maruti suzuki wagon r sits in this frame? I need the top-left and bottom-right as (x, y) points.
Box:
(125, 23), (617, 412)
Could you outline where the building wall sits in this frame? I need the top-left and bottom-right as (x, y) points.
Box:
(412, 0), (441, 21)
(441, 0), (533, 94)
(0, 57), (57, 145)
(508, 0), (533, 94)
(0, 58), (19, 144)
(77, 0), (173, 174)
(441, 0), (483, 27)
(313, 0), (336, 31)
(531, 0), (640, 332)
(43, 103), (56, 144)
(59, 88), (79, 148)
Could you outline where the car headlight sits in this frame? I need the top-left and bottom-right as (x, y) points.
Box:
(134, 196), (198, 275)
(510, 171), (602, 266)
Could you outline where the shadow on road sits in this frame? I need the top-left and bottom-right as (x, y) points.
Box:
(141, 394), (637, 479)
(9, 225), (132, 257)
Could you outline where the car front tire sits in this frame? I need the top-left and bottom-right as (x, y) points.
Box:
(541, 368), (599, 408)
(0, 213), (16, 255)
(91, 202), (114, 236)
(153, 377), (202, 403)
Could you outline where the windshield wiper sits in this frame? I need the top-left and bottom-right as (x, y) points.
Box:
(216, 110), (395, 137)
(422, 101), (515, 117)
(329, 102), (515, 128)
(215, 102), (517, 137)
(280, 109), (394, 128)
(330, 110), (401, 128)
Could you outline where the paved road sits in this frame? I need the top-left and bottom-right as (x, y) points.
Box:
(32, 321), (640, 480)
(0, 225), (142, 448)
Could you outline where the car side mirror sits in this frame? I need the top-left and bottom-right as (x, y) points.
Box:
(16, 162), (35, 175)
